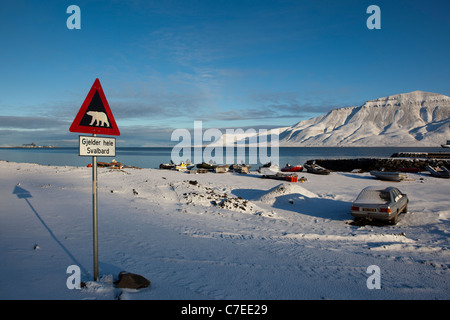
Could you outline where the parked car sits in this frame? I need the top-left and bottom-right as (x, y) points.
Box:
(350, 186), (408, 224)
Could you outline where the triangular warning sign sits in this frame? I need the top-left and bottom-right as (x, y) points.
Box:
(69, 78), (120, 136)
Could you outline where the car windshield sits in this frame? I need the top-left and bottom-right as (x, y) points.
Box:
(355, 190), (390, 204)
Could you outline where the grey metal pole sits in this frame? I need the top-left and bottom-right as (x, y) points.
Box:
(92, 134), (99, 281)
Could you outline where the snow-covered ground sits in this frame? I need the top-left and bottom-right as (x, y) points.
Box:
(0, 160), (449, 300)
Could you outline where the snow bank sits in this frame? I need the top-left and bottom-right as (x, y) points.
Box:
(259, 183), (318, 204)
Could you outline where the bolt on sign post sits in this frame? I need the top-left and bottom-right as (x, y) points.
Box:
(69, 78), (120, 281)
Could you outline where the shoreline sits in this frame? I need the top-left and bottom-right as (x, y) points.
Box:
(3, 152), (450, 173)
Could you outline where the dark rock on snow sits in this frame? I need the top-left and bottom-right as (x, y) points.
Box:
(115, 271), (150, 289)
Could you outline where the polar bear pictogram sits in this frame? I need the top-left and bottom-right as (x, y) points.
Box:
(86, 111), (110, 127)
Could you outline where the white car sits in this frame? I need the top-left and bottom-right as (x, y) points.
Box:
(350, 186), (408, 225)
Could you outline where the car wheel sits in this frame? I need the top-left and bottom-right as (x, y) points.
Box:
(402, 203), (408, 213)
(390, 212), (398, 225)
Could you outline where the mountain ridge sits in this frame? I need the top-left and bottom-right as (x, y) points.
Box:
(276, 90), (450, 147)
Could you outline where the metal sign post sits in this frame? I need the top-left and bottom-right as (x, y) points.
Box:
(77, 134), (116, 281)
(92, 134), (99, 281)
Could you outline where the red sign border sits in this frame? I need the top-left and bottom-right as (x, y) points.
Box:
(69, 78), (120, 136)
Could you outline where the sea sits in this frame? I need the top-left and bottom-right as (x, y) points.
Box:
(0, 146), (445, 169)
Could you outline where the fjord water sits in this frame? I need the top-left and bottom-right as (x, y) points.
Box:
(0, 146), (445, 169)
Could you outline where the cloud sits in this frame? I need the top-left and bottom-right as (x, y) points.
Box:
(0, 116), (69, 130)
(117, 124), (178, 147)
(108, 91), (216, 122)
(204, 94), (334, 122)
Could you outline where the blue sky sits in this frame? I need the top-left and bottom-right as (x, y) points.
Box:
(0, 0), (449, 146)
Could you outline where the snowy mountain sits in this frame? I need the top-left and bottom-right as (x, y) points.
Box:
(277, 91), (450, 147)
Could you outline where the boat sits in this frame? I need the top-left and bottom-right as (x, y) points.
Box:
(370, 170), (407, 182)
(214, 165), (229, 173)
(175, 161), (195, 171)
(258, 162), (280, 175)
(426, 165), (450, 178)
(186, 162), (196, 170)
(261, 172), (298, 182)
(96, 159), (123, 169)
(159, 160), (195, 171)
(159, 160), (176, 170)
(196, 162), (217, 170)
(239, 166), (249, 174)
(441, 140), (450, 148)
(229, 163), (251, 174)
(281, 164), (303, 172)
(304, 163), (330, 175)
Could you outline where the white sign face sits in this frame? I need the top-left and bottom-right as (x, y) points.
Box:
(79, 136), (116, 157)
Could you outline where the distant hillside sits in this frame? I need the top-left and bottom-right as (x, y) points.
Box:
(276, 91), (450, 146)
